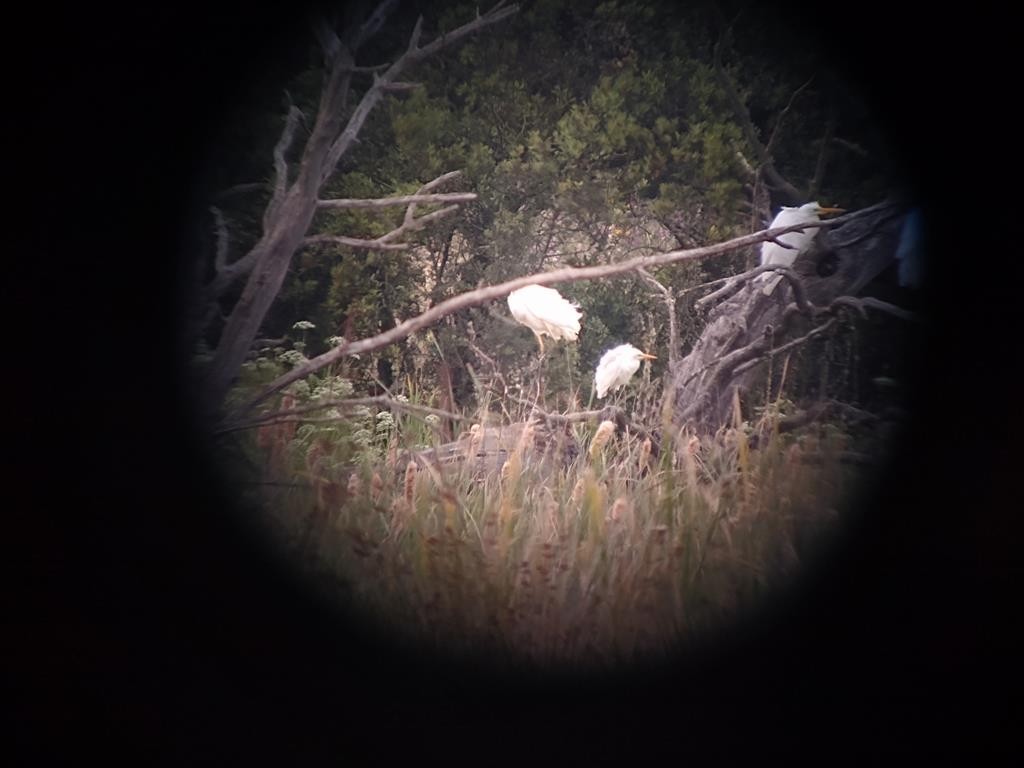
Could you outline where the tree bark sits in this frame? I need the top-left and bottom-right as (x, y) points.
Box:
(199, 2), (518, 412)
(670, 201), (909, 433)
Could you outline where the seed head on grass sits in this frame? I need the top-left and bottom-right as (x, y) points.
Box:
(404, 460), (418, 508)
(571, 470), (590, 506)
(609, 496), (631, 524)
(589, 420), (616, 460)
(638, 437), (652, 471)
(500, 458), (514, 486)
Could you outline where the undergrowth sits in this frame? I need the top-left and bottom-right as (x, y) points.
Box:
(225, 355), (864, 670)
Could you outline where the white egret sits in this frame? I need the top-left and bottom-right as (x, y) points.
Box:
(760, 202), (844, 295)
(595, 344), (657, 399)
(507, 284), (582, 354)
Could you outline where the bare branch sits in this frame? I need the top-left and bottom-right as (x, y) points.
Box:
(313, 17), (342, 63)
(308, 203), (466, 255)
(407, 15), (424, 53)
(691, 294), (918, 400)
(732, 317), (837, 377)
(321, 3), (519, 182)
(302, 234), (410, 251)
(831, 136), (870, 158)
(349, 62), (391, 74)
(383, 204), (461, 239)
(764, 74), (815, 160)
(403, 171), (464, 229)
(695, 263), (807, 311)
(317, 191), (477, 209)
(637, 267), (679, 366)
(356, 0), (401, 48)
(263, 105), (304, 230)
(380, 81), (421, 93)
(410, 2), (518, 62)
(713, 37), (802, 204)
(417, 169), (464, 192)
(827, 296), (921, 323)
(239, 214), (855, 414)
(202, 3), (516, 410)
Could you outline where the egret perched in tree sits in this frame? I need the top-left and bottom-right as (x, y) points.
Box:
(507, 284), (582, 354)
(595, 344), (657, 399)
(760, 202), (844, 295)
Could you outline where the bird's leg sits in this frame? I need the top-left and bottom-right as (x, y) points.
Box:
(536, 348), (547, 410)
(611, 388), (625, 416)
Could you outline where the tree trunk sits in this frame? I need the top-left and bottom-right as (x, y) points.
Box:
(670, 201), (909, 433)
(198, 3), (517, 413)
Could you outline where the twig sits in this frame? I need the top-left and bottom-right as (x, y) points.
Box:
(636, 267), (678, 366)
(316, 192), (476, 210)
(321, 1), (519, 183)
(732, 317), (837, 376)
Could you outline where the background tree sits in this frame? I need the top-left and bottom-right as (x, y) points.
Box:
(204, 0), (910, 436)
(192, 0), (518, 412)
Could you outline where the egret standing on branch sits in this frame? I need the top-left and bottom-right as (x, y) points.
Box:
(507, 284), (582, 354)
(760, 202), (844, 295)
(595, 344), (657, 399)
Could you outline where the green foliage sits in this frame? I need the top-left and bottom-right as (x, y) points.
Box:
(208, 0), (898, 431)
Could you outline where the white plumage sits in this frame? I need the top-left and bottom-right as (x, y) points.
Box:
(595, 343), (656, 399)
(760, 202), (844, 295)
(507, 284), (582, 353)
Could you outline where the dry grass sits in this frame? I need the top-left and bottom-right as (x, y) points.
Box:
(241, 386), (860, 670)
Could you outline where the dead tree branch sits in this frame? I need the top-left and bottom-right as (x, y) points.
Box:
(764, 74), (815, 162)
(264, 105), (304, 230)
(237, 213), (860, 414)
(696, 263), (809, 312)
(321, 2), (518, 183)
(713, 36), (802, 204)
(354, 0), (400, 49)
(678, 291), (918, 423)
(731, 317), (837, 377)
(316, 193), (476, 210)
(199, 3), (518, 410)
(636, 267), (679, 366)
(302, 234), (412, 251)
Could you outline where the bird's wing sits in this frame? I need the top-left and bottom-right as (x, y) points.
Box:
(761, 209), (820, 266)
(515, 286), (582, 339)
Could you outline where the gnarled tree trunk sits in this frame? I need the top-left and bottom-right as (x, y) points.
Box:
(671, 201), (910, 433)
